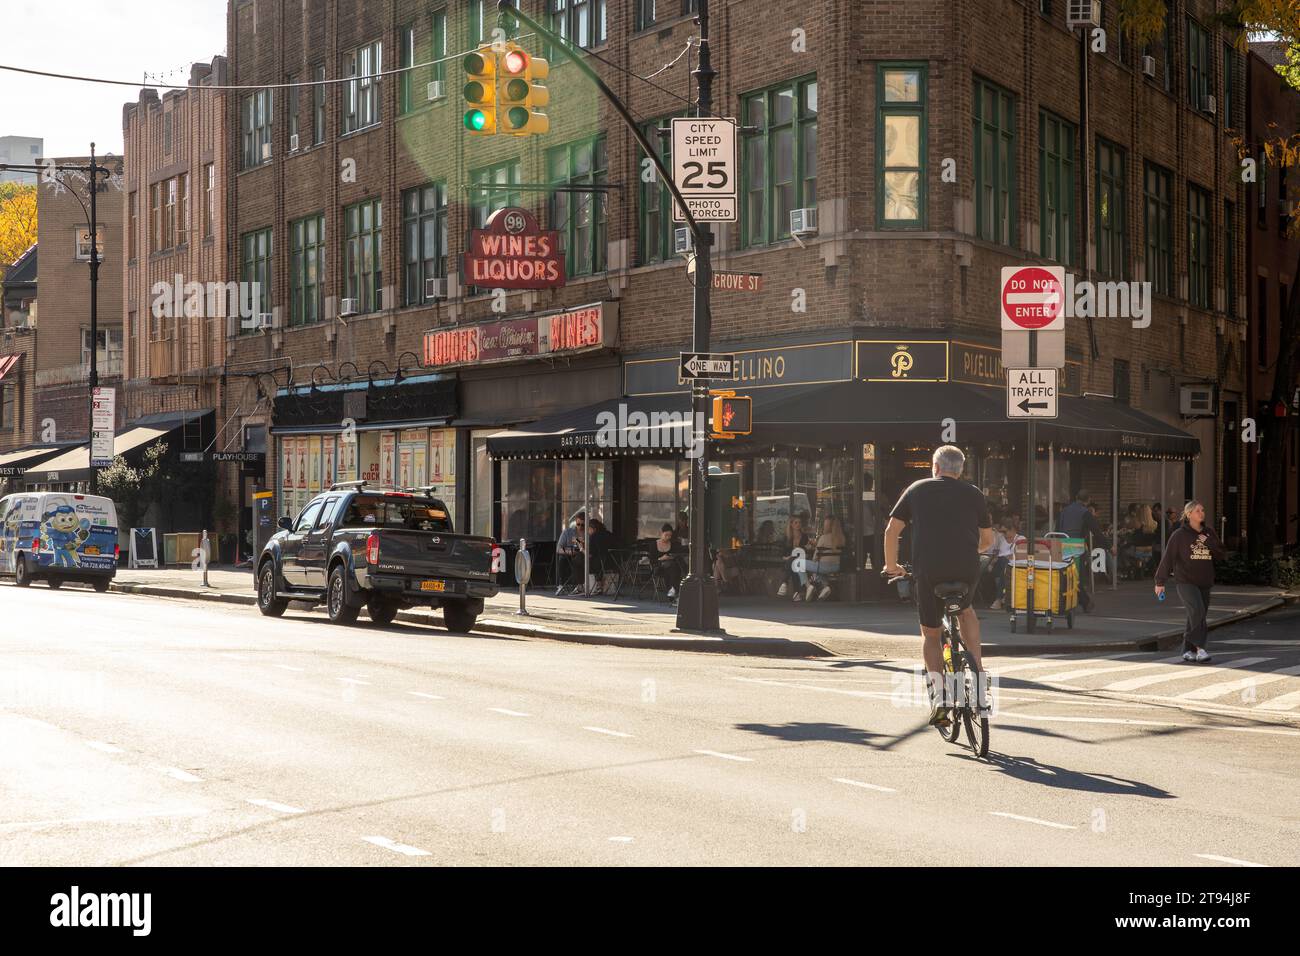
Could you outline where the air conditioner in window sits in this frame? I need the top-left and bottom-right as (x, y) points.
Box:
(261, 141), (272, 161)
(425, 277), (448, 301)
(288, 133), (299, 152)
(673, 227), (693, 256)
(1067, 0), (1101, 27)
(256, 312), (274, 332)
(1141, 55), (1157, 78)
(790, 207), (818, 237)
(340, 297), (359, 317)
(1179, 384), (1216, 417)
(427, 80), (445, 101)
(1203, 94), (1217, 115)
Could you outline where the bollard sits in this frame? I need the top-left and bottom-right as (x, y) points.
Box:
(514, 538), (533, 616)
(201, 529), (210, 587)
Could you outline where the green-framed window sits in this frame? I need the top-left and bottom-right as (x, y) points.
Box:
(289, 213), (324, 327)
(1224, 200), (1235, 316)
(1187, 18), (1210, 110)
(403, 182), (448, 306)
(1039, 111), (1075, 264)
(469, 160), (522, 229)
(399, 13), (448, 115)
(239, 228), (272, 332)
(399, 25), (418, 115)
(432, 11), (447, 88)
(548, 136), (607, 276)
(343, 198), (382, 313)
(876, 64), (926, 228)
(1143, 162), (1172, 296)
(241, 88), (273, 169)
(1096, 139), (1127, 278)
(1188, 184), (1211, 309)
(1223, 42), (1236, 127)
(740, 76), (818, 247)
(342, 40), (382, 133)
(638, 116), (681, 265)
(973, 77), (1016, 247)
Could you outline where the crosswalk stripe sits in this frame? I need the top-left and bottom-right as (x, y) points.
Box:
(1255, 688), (1300, 712)
(1100, 657), (1275, 693)
(1177, 664), (1300, 701)
(1034, 656), (1185, 684)
(988, 654), (1124, 676)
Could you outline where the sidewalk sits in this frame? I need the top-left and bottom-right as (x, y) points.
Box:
(106, 564), (1294, 658)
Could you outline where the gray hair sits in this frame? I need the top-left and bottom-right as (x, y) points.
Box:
(1181, 499), (1203, 521)
(933, 444), (965, 477)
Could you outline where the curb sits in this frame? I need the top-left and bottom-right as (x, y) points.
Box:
(107, 581), (1290, 659)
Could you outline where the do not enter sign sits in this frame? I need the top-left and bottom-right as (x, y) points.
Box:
(1001, 265), (1066, 331)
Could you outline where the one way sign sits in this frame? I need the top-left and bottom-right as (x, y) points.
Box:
(1006, 367), (1058, 419)
(679, 352), (736, 381)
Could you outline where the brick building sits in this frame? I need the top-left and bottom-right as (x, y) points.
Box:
(1245, 46), (1300, 550)
(224, 0), (1247, 595)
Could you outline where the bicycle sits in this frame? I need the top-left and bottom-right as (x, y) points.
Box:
(885, 565), (992, 758)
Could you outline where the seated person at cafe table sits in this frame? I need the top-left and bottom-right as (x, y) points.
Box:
(585, 518), (618, 595)
(800, 515), (846, 602)
(555, 512), (586, 596)
(651, 524), (686, 600)
(776, 514), (813, 601)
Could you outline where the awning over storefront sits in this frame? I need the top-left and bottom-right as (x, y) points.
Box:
(22, 426), (171, 484)
(0, 443), (72, 478)
(488, 381), (1199, 461)
(269, 374), (457, 434)
(0, 354), (22, 381)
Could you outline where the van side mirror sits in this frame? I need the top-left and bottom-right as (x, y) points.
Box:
(278, 516), (293, 531)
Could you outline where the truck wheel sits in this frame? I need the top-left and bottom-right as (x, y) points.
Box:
(442, 603), (477, 634)
(327, 565), (360, 625)
(257, 561), (288, 617)
(92, 577), (111, 593)
(14, 556), (31, 588)
(367, 598), (399, 626)
(46, 575), (62, 589)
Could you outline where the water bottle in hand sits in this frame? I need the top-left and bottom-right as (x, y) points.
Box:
(1157, 589), (1166, 602)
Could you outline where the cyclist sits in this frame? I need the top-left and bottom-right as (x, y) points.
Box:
(882, 445), (995, 727)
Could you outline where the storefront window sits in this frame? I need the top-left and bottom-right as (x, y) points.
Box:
(751, 455), (795, 540)
(500, 459), (612, 543)
(471, 430), (494, 538)
(1033, 456), (1070, 530)
(637, 460), (688, 539)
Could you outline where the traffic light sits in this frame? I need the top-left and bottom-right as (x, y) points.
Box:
(462, 45), (497, 134)
(499, 42), (549, 136)
(709, 392), (752, 437)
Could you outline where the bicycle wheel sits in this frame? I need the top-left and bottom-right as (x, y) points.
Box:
(936, 643), (962, 743)
(959, 652), (990, 757)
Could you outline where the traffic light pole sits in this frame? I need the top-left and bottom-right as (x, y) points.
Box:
(497, 0), (721, 631)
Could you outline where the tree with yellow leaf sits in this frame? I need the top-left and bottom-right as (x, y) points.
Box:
(0, 182), (38, 272)
(1115, 1), (1300, 558)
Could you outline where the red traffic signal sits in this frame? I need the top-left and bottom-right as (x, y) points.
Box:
(710, 392), (752, 437)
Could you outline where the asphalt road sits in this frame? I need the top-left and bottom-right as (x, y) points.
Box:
(2, 584), (1298, 866)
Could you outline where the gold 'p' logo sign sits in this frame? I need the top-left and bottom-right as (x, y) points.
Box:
(890, 347), (913, 378)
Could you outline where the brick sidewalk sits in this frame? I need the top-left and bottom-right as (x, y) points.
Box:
(104, 564), (1292, 658)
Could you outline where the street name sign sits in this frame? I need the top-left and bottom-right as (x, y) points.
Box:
(679, 352), (737, 381)
(1001, 265), (1066, 331)
(685, 257), (763, 292)
(671, 117), (738, 223)
(1006, 367), (1059, 419)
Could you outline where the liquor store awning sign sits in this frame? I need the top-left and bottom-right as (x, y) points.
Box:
(462, 206), (565, 289)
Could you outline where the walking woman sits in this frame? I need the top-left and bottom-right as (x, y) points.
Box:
(1154, 500), (1226, 663)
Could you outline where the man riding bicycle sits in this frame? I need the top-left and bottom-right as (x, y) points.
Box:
(882, 445), (995, 727)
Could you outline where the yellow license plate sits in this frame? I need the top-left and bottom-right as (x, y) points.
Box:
(420, 580), (446, 592)
(84, 546), (100, 555)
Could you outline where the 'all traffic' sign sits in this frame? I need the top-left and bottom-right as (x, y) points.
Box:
(1001, 265), (1065, 331)
(1006, 367), (1059, 419)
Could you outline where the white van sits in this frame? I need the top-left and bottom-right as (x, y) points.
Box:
(0, 492), (119, 591)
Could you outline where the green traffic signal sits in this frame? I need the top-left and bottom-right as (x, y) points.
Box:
(464, 110), (488, 132)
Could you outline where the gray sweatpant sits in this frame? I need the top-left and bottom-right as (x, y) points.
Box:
(1175, 581), (1212, 653)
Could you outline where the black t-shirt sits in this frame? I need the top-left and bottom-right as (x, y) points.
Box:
(889, 476), (991, 580)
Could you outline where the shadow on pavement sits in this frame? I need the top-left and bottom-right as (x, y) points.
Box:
(982, 752), (1174, 798)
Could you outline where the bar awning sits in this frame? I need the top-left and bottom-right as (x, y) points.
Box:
(0, 444), (71, 478)
(488, 381), (1199, 461)
(22, 425), (171, 484)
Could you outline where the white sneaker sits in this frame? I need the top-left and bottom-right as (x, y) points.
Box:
(1182, 650), (1196, 662)
(777, 582), (789, 597)
(1195, 648), (1212, 663)
(667, 587), (677, 599)
(792, 591), (804, 602)
(805, 583), (816, 602)
(818, 585), (832, 601)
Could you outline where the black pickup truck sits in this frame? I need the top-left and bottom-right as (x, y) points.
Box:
(255, 485), (498, 632)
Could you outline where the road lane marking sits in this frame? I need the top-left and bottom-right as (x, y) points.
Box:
(608, 836), (635, 843)
(1177, 664), (1300, 701)
(488, 708), (531, 717)
(1256, 688), (1300, 712)
(1033, 656), (1186, 684)
(832, 777), (896, 793)
(245, 798), (305, 814)
(693, 749), (753, 762)
(408, 691), (446, 700)
(1101, 657), (1275, 693)
(989, 811), (1076, 830)
(1194, 853), (1267, 867)
(337, 677), (371, 686)
(583, 726), (633, 738)
(363, 835), (432, 857)
(273, 664), (306, 672)
(1220, 638), (1300, 646)
(86, 741), (123, 753)
(219, 654), (250, 661)
(157, 766), (202, 783)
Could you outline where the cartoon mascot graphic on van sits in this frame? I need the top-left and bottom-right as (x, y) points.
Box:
(41, 505), (91, 569)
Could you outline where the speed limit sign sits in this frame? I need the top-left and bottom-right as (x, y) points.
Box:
(671, 117), (738, 222)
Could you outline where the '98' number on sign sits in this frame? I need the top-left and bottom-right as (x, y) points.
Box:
(681, 161), (729, 190)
